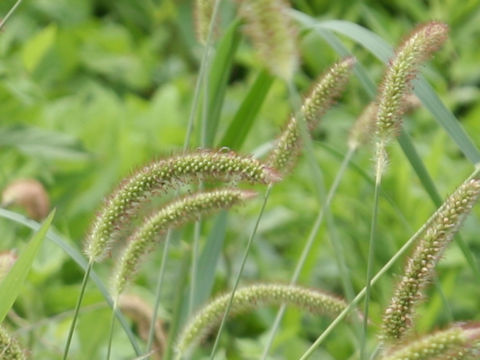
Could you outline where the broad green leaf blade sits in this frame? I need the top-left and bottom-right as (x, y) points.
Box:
(0, 210), (55, 323)
(193, 211), (228, 309)
(219, 70), (275, 150)
(204, 20), (242, 147)
(292, 11), (480, 164)
(0, 208), (141, 356)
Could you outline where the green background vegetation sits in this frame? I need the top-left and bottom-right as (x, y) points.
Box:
(0, 0), (479, 358)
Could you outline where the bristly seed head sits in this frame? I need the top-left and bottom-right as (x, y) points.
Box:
(85, 150), (279, 263)
(112, 188), (257, 296)
(237, 0), (298, 80)
(376, 21), (448, 142)
(381, 323), (480, 360)
(175, 283), (346, 356)
(194, 0), (215, 45)
(268, 57), (355, 173)
(382, 178), (480, 343)
(0, 325), (25, 360)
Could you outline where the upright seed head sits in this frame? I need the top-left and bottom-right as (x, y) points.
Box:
(268, 57), (355, 173)
(382, 178), (480, 343)
(0, 326), (25, 360)
(376, 21), (448, 142)
(381, 324), (480, 360)
(112, 188), (257, 296)
(175, 283), (346, 355)
(194, 0), (215, 45)
(84, 150), (279, 263)
(237, 0), (298, 80)
(349, 95), (421, 150)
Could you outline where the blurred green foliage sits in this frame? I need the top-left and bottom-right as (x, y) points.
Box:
(0, 0), (479, 358)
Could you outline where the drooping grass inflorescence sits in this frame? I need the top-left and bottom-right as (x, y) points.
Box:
(237, 0), (298, 80)
(268, 57), (355, 173)
(175, 283), (346, 356)
(375, 21), (448, 172)
(381, 324), (480, 360)
(382, 178), (480, 343)
(112, 188), (257, 297)
(0, 326), (25, 360)
(85, 150), (279, 263)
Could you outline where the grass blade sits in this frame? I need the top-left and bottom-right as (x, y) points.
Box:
(0, 210), (54, 322)
(0, 208), (142, 356)
(219, 70), (275, 150)
(203, 19), (242, 147)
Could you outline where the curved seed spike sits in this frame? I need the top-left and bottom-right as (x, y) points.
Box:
(268, 57), (355, 173)
(237, 0), (298, 80)
(382, 179), (480, 342)
(85, 150), (279, 263)
(175, 284), (346, 355)
(194, 0), (215, 44)
(0, 326), (25, 360)
(381, 324), (480, 360)
(349, 95), (421, 150)
(112, 189), (257, 296)
(376, 21), (448, 142)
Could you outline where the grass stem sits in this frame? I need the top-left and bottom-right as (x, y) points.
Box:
(106, 298), (118, 360)
(146, 230), (173, 353)
(0, 0), (22, 30)
(208, 183), (273, 359)
(62, 260), (92, 360)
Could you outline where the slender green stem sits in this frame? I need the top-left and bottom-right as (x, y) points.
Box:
(208, 184), (273, 359)
(0, 0), (22, 30)
(260, 146), (355, 359)
(360, 148), (383, 360)
(106, 298), (119, 360)
(146, 230), (173, 353)
(63, 260), (92, 360)
(297, 167), (480, 360)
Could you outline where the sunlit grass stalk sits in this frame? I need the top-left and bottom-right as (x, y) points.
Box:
(62, 260), (92, 360)
(298, 166), (480, 360)
(208, 183), (273, 359)
(260, 146), (355, 358)
(0, 0), (23, 30)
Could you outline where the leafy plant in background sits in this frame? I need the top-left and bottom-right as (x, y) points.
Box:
(0, 0), (480, 359)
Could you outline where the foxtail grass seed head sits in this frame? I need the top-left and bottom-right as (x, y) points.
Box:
(112, 189), (256, 296)
(237, 0), (298, 80)
(348, 102), (378, 150)
(376, 21), (448, 142)
(85, 150), (279, 263)
(0, 326), (25, 360)
(175, 284), (346, 355)
(268, 57), (355, 172)
(194, 0), (215, 44)
(381, 324), (480, 360)
(382, 179), (480, 342)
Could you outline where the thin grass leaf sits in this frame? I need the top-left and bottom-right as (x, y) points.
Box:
(0, 210), (54, 323)
(203, 19), (242, 147)
(219, 70), (275, 150)
(0, 208), (142, 356)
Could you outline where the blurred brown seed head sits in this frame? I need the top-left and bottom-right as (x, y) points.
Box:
(0, 251), (17, 281)
(1, 179), (50, 221)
